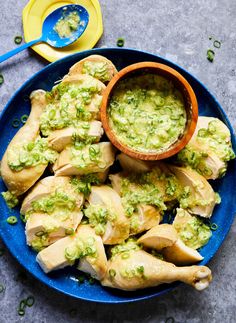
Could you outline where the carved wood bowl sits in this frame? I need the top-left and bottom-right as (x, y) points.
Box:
(100, 62), (198, 160)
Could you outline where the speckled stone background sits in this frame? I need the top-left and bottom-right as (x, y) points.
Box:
(0, 0), (236, 322)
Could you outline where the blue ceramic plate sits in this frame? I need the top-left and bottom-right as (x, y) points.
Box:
(0, 48), (236, 303)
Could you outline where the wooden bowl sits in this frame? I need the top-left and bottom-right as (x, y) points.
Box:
(100, 62), (198, 160)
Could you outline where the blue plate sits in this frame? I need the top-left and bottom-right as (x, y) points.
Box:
(0, 48), (236, 303)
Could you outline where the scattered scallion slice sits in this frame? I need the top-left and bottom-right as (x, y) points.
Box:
(6, 216), (18, 225)
(20, 213), (26, 223)
(0, 74), (4, 85)
(213, 40), (221, 48)
(207, 49), (215, 62)
(0, 284), (5, 293)
(77, 275), (85, 283)
(116, 37), (125, 47)
(21, 114), (28, 124)
(26, 296), (35, 307)
(210, 223), (218, 231)
(12, 118), (20, 128)
(14, 36), (23, 45)
(165, 317), (175, 323)
(65, 228), (75, 236)
(18, 309), (25, 316)
(88, 277), (95, 285)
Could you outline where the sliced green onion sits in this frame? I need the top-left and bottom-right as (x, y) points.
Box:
(18, 309), (25, 316)
(65, 228), (74, 236)
(19, 299), (27, 310)
(7, 216), (18, 225)
(69, 309), (77, 318)
(109, 269), (116, 278)
(116, 37), (125, 47)
(0, 284), (5, 293)
(26, 296), (35, 307)
(35, 231), (45, 237)
(77, 275), (85, 283)
(21, 114), (28, 124)
(12, 118), (20, 128)
(88, 277), (95, 285)
(20, 213), (26, 223)
(0, 74), (4, 85)
(207, 49), (215, 62)
(49, 109), (56, 119)
(14, 36), (23, 45)
(121, 252), (130, 259)
(213, 40), (221, 48)
(210, 223), (218, 231)
(165, 317), (175, 323)
(0, 248), (4, 256)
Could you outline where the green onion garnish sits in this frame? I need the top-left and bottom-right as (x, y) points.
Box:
(7, 216), (18, 225)
(88, 277), (95, 285)
(77, 275), (85, 284)
(20, 213), (26, 223)
(14, 36), (23, 45)
(21, 114), (28, 124)
(213, 40), (221, 48)
(26, 296), (35, 307)
(35, 231), (45, 237)
(18, 299), (27, 316)
(0, 74), (4, 85)
(165, 317), (175, 323)
(0, 284), (5, 293)
(210, 223), (218, 231)
(207, 49), (215, 62)
(65, 228), (75, 236)
(116, 38), (125, 47)
(109, 269), (116, 278)
(18, 309), (25, 316)
(12, 118), (20, 128)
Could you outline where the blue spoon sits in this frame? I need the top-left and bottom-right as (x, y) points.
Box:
(0, 5), (89, 63)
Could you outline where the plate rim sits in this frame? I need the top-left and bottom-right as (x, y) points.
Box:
(0, 47), (236, 303)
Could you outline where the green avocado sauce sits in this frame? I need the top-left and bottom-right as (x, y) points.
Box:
(54, 11), (80, 39)
(108, 74), (187, 153)
(173, 211), (212, 249)
(7, 138), (58, 172)
(110, 238), (141, 258)
(65, 236), (97, 264)
(70, 173), (103, 196)
(40, 80), (102, 136)
(120, 168), (180, 217)
(25, 190), (76, 221)
(1, 191), (19, 208)
(82, 61), (110, 83)
(176, 120), (235, 177)
(84, 204), (116, 235)
(71, 143), (106, 171)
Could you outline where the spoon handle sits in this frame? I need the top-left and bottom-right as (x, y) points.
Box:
(0, 38), (43, 64)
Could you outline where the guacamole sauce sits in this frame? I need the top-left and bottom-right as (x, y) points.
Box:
(108, 74), (187, 153)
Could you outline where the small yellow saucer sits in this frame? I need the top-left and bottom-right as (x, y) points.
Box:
(22, 0), (103, 62)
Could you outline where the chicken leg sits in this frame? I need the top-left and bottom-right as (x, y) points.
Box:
(1, 90), (52, 196)
(101, 249), (212, 291)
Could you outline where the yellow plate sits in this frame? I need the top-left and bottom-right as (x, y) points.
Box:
(22, 0), (103, 62)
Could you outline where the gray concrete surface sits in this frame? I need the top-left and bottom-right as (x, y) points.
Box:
(0, 0), (236, 322)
